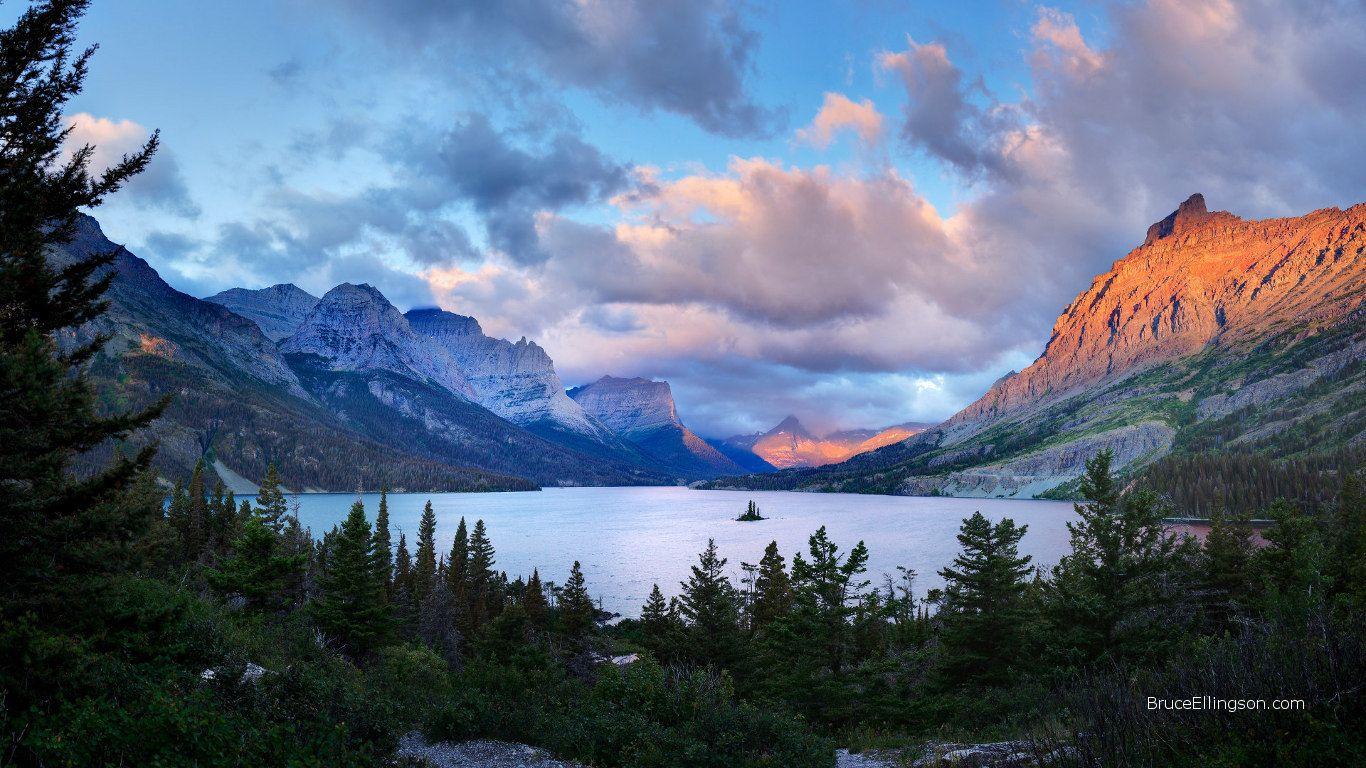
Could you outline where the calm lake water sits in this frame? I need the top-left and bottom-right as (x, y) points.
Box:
(291, 486), (1080, 616)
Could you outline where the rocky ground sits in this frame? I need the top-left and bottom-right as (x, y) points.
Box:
(396, 735), (1050, 768)
(394, 733), (586, 768)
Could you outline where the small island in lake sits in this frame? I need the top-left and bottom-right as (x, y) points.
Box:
(736, 500), (766, 522)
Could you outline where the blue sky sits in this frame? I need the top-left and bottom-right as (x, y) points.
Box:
(42, 0), (1366, 436)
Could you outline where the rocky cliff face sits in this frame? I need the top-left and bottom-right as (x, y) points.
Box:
(951, 194), (1364, 437)
(281, 284), (475, 400)
(405, 308), (612, 441)
(712, 195), (1365, 498)
(205, 284), (319, 341)
(569, 376), (743, 477)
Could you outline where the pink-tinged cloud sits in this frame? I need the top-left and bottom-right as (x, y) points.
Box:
(795, 92), (885, 149)
(63, 113), (199, 217)
(1031, 8), (1107, 78)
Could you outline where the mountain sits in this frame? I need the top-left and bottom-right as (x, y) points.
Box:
(708, 195), (1365, 497)
(204, 283), (318, 341)
(277, 287), (665, 487)
(703, 438), (778, 474)
(568, 376), (745, 478)
(404, 308), (621, 446)
(281, 284), (475, 400)
(721, 417), (932, 469)
(54, 215), (532, 492)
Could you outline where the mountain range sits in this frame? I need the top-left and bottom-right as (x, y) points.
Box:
(707, 194), (1365, 497)
(54, 215), (775, 491)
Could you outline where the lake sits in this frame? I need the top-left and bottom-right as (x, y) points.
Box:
(291, 486), (1080, 616)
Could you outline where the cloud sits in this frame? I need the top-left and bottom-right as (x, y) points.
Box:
(406, 114), (629, 263)
(63, 113), (201, 218)
(322, 0), (780, 137)
(795, 92), (885, 149)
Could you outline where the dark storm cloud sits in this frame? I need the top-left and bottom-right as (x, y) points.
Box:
(322, 0), (781, 137)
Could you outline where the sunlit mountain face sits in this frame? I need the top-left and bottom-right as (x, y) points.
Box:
(723, 416), (933, 469)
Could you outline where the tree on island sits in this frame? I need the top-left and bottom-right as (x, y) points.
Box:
(737, 499), (766, 521)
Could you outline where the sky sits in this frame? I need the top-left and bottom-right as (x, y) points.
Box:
(43, 0), (1366, 437)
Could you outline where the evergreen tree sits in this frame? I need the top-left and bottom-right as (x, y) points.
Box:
(523, 568), (549, 629)
(1256, 499), (1326, 623)
(936, 512), (1033, 687)
(206, 512), (307, 612)
(181, 458), (208, 560)
(255, 463), (288, 531)
(372, 486), (392, 592)
(418, 575), (461, 668)
(393, 532), (414, 630)
(640, 583), (681, 661)
(558, 561), (595, 640)
(1325, 473), (1366, 610)
(312, 500), (389, 654)
(446, 517), (470, 609)
(0, 1), (164, 748)
(678, 538), (743, 669)
(786, 527), (870, 675)
(750, 540), (792, 632)
(1046, 450), (1187, 664)
(467, 519), (497, 629)
(1200, 503), (1256, 630)
(413, 500), (438, 603)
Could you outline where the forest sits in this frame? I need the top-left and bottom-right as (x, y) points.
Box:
(1, 3), (1363, 767)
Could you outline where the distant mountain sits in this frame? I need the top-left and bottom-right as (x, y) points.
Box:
(721, 416), (931, 469)
(205, 283), (318, 341)
(54, 215), (531, 492)
(404, 308), (618, 444)
(703, 438), (777, 474)
(710, 195), (1365, 497)
(568, 376), (745, 478)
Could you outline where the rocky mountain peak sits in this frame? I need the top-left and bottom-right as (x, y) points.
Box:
(767, 415), (811, 438)
(568, 376), (682, 438)
(952, 198), (1366, 434)
(1143, 192), (1217, 245)
(206, 282), (319, 341)
(282, 283), (473, 398)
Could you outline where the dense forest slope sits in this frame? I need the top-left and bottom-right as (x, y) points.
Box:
(709, 195), (1365, 499)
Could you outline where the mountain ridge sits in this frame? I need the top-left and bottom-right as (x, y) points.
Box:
(706, 194), (1365, 496)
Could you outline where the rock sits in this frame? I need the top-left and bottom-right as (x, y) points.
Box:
(569, 376), (744, 476)
(205, 283), (319, 341)
(406, 308), (612, 442)
(394, 733), (585, 768)
(953, 196), (1365, 431)
(281, 284), (475, 400)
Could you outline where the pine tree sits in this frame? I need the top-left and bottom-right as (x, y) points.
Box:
(523, 568), (549, 629)
(181, 458), (208, 560)
(1326, 473), (1366, 610)
(558, 561), (595, 640)
(372, 486), (392, 593)
(413, 500), (438, 603)
(1200, 503), (1256, 630)
(393, 532), (414, 631)
(640, 583), (680, 661)
(0, 0), (164, 742)
(312, 500), (389, 654)
(467, 519), (497, 629)
(1046, 450), (1188, 664)
(446, 517), (470, 608)
(255, 463), (288, 531)
(1256, 499), (1326, 623)
(418, 575), (461, 668)
(206, 512), (307, 612)
(750, 540), (792, 632)
(936, 512), (1033, 687)
(678, 538), (743, 669)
